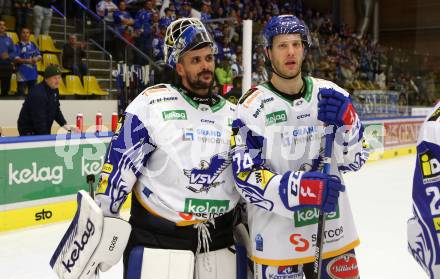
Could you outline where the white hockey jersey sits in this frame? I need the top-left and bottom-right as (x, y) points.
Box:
(231, 76), (368, 266)
(95, 84), (240, 225)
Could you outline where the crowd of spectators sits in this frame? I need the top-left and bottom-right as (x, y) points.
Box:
(88, 0), (437, 106)
(0, 0), (438, 106)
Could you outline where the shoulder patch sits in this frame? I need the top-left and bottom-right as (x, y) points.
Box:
(142, 84), (168, 96)
(238, 88), (259, 105)
(428, 106), (440, 122)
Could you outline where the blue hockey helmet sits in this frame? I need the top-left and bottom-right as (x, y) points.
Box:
(164, 18), (217, 69)
(263, 15), (311, 48)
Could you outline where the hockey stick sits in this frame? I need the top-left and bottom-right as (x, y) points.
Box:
(313, 126), (336, 279)
(87, 174), (96, 199)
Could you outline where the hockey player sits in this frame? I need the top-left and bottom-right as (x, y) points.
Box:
(231, 15), (368, 278)
(408, 102), (440, 278)
(51, 18), (240, 279)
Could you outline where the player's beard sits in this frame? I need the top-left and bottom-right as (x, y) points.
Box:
(186, 70), (214, 90)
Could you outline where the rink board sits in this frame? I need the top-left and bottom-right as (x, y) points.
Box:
(0, 133), (117, 231)
(0, 116), (426, 232)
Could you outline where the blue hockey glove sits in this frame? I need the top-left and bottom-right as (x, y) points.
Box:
(318, 88), (356, 128)
(280, 171), (345, 213)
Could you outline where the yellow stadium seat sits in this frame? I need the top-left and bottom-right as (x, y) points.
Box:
(37, 60), (44, 72)
(83, 76), (108, 96)
(58, 77), (71, 96)
(39, 35), (61, 53)
(37, 75), (44, 83)
(9, 74), (17, 95)
(6, 32), (19, 44)
(43, 53), (70, 73)
(30, 34), (38, 47)
(65, 75), (87, 95)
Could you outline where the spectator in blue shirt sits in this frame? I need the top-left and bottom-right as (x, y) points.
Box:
(113, 1), (134, 61)
(152, 23), (166, 62)
(14, 27), (42, 97)
(0, 19), (16, 96)
(113, 0), (134, 35)
(201, 1), (212, 22)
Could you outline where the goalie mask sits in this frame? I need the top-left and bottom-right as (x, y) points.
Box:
(164, 18), (217, 69)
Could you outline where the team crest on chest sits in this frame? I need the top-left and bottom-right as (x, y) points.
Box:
(183, 152), (231, 193)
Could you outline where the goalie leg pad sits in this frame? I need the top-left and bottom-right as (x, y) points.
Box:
(50, 190), (104, 279)
(127, 247), (195, 279)
(50, 190), (131, 279)
(195, 247), (237, 279)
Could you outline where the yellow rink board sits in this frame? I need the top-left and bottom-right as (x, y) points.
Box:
(0, 194), (131, 232)
(0, 146), (416, 232)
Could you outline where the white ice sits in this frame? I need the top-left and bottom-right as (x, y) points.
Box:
(0, 155), (425, 278)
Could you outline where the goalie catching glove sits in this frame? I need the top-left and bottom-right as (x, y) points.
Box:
(50, 190), (131, 279)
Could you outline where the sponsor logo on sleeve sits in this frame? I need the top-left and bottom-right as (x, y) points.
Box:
(266, 110), (287, 125)
(428, 107), (440, 122)
(419, 150), (440, 184)
(101, 163), (113, 174)
(162, 110), (187, 121)
(255, 234), (264, 251)
(326, 253), (359, 279)
(433, 217), (440, 231)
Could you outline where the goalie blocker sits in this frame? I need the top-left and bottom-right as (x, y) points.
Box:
(50, 190), (131, 279)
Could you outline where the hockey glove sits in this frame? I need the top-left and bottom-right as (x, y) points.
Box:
(280, 171), (345, 213)
(318, 88), (356, 128)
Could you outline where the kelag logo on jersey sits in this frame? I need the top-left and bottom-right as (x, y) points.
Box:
(183, 152), (231, 193)
(266, 110), (287, 125)
(419, 150), (440, 184)
(162, 110), (187, 121)
(184, 198), (229, 215)
(294, 207), (340, 227)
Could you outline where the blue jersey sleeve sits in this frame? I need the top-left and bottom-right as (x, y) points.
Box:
(408, 104), (440, 277)
(94, 112), (156, 216)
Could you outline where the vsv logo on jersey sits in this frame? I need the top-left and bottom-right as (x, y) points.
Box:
(294, 207), (340, 227)
(183, 152), (231, 193)
(289, 233), (310, 252)
(266, 110), (287, 125)
(184, 198), (229, 214)
(162, 110), (187, 121)
(419, 150), (440, 183)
